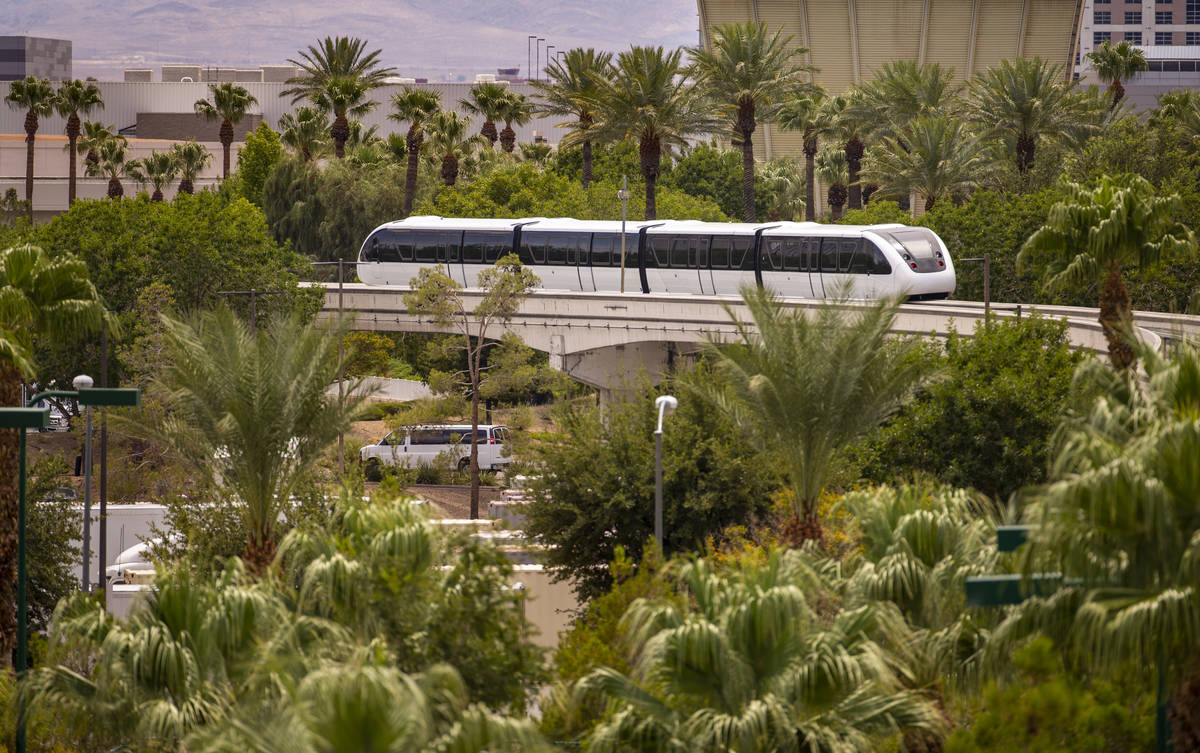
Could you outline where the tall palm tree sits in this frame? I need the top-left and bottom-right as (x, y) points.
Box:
(170, 141), (213, 195)
(74, 120), (117, 170)
(425, 110), (483, 187)
(580, 552), (938, 752)
(1087, 40), (1149, 111)
(758, 157), (806, 220)
(283, 36), (395, 159)
(850, 60), (963, 145)
(0, 244), (108, 658)
(496, 91), (533, 153)
(966, 57), (1099, 174)
(589, 46), (717, 220)
(689, 21), (815, 222)
(52, 79), (104, 205)
(777, 89), (829, 221)
(815, 145), (848, 220)
(389, 87), (442, 215)
(687, 287), (932, 542)
(821, 92), (872, 211)
(859, 114), (982, 212)
(194, 82), (259, 178)
(1018, 174), (1196, 370)
(4, 76), (55, 223)
(460, 82), (511, 148)
(85, 137), (129, 198)
(278, 106), (330, 162)
(149, 308), (362, 570)
(127, 151), (180, 201)
(531, 48), (614, 189)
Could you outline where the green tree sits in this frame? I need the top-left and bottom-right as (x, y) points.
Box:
(1018, 173), (1197, 370)
(404, 255), (538, 518)
(194, 82), (259, 178)
(425, 110), (483, 186)
(170, 140), (213, 194)
(278, 106), (330, 162)
(579, 551), (938, 753)
(52, 79), (104, 205)
(343, 330), (394, 377)
(0, 244), (108, 659)
(73, 120), (117, 172)
(460, 81), (511, 148)
(1087, 40), (1149, 111)
(858, 315), (1082, 501)
(147, 308), (361, 569)
(850, 60), (964, 144)
(688, 21), (814, 221)
(496, 90), (533, 153)
(283, 36), (395, 158)
(815, 145), (848, 220)
(758, 156), (807, 220)
(127, 150), (180, 201)
(236, 121), (283, 206)
(590, 46), (717, 220)
(4, 76), (55, 222)
(524, 371), (779, 600)
(389, 86), (442, 215)
(531, 48), (614, 189)
(666, 142), (768, 220)
(822, 91), (870, 211)
(689, 287), (932, 543)
(777, 89), (830, 221)
(966, 57), (1099, 175)
(859, 114), (982, 212)
(26, 455), (80, 634)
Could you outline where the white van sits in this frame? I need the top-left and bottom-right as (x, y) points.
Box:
(360, 424), (512, 479)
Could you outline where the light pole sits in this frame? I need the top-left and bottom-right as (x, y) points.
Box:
(527, 35), (536, 82)
(536, 38), (545, 82)
(653, 394), (677, 551)
(72, 374), (94, 591)
(618, 176), (630, 293)
(546, 45), (556, 75)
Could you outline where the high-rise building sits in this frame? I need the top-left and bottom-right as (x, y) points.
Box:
(0, 36), (71, 81)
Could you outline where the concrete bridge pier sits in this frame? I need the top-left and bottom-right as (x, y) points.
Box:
(548, 337), (701, 403)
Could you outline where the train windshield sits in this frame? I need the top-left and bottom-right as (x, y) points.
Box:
(876, 228), (941, 259)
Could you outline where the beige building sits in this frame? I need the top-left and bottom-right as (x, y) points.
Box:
(695, 0), (1083, 160)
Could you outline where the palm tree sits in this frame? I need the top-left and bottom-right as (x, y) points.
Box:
(1087, 40), (1149, 111)
(580, 552), (938, 753)
(589, 46), (717, 220)
(1018, 174), (1196, 370)
(149, 308), (361, 570)
(689, 21), (815, 222)
(283, 36), (395, 159)
(966, 57), (1099, 174)
(687, 287), (932, 543)
(425, 110), (483, 187)
(127, 151), (180, 201)
(825, 91), (874, 210)
(850, 60), (963, 145)
(859, 114), (982, 212)
(0, 244), (108, 658)
(388, 87), (442, 215)
(53, 79), (104, 205)
(758, 157), (806, 220)
(815, 145), (848, 220)
(194, 82), (259, 178)
(496, 91), (533, 153)
(74, 120), (117, 170)
(777, 90), (829, 221)
(988, 341), (1200, 743)
(460, 82), (511, 148)
(85, 137), (129, 198)
(170, 141), (213, 195)
(278, 106), (330, 162)
(531, 48), (614, 189)
(4, 76), (55, 222)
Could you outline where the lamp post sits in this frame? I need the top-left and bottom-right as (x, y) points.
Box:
(618, 176), (630, 293)
(536, 38), (545, 82)
(527, 35), (536, 82)
(72, 374), (94, 591)
(653, 394), (677, 551)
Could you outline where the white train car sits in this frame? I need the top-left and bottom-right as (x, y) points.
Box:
(356, 216), (955, 300)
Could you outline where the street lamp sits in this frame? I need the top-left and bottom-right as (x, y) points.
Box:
(72, 374), (94, 591)
(653, 394), (677, 551)
(536, 38), (545, 82)
(527, 35), (536, 82)
(618, 176), (630, 293)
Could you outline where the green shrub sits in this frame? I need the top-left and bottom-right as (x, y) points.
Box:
(236, 122), (283, 207)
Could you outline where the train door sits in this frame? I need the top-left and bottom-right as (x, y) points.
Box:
(760, 235), (814, 297)
(643, 234), (670, 293)
(696, 236), (715, 294)
(710, 235), (756, 295)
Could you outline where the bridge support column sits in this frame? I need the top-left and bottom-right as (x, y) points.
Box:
(550, 340), (700, 404)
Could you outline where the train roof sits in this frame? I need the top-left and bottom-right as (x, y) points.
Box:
(371, 216), (918, 236)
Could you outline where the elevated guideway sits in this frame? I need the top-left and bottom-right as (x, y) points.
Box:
(315, 283), (1179, 393)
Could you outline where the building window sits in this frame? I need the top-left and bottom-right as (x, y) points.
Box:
(1095, 10), (1112, 23)
(1188, 1), (1200, 23)
(1095, 31), (1113, 45)
(1187, 31), (1200, 44)
(1124, 11), (1142, 24)
(1125, 31), (1143, 43)
(1095, 0), (1110, 4)
(1157, 10), (1174, 22)
(1157, 31), (1175, 44)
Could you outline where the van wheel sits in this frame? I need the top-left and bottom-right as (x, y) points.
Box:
(458, 458), (470, 473)
(364, 459), (382, 482)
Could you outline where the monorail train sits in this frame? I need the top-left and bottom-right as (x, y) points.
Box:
(356, 216), (956, 300)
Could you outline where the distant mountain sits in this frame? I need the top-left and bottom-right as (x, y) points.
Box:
(2, 0), (700, 80)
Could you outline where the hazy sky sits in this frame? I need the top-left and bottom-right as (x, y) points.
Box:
(4, 0), (701, 80)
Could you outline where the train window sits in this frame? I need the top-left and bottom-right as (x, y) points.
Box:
(849, 240), (875, 274)
(695, 236), (710, 269)
(820, 238), (838, 271)
(838, 238), (857, 272)
(710, 237), (731, 269)
(371, 230), (411, 263)
(671, 236), (691, 268)
(783, 239), (805, 271)
(463, 231), (508, 264)
(869, 244), (892, 274)
(762, 239), (783, 271)
(546, 234), (570, 265)
(799, 237), (818, 272)
(413, 231), (439, 263)
(734, 237), (755, 271)
(646, 236), (668, 268)
(441, 231), (461, 262)
(519, 234), (547, 265)
(591, 234), (613, 266)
